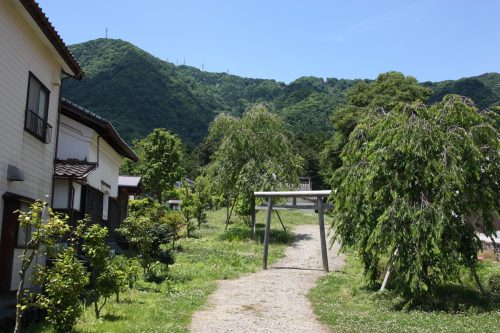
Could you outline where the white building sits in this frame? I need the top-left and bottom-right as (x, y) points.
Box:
(53, 99), (138, 243)
(0, 0), (83, 292)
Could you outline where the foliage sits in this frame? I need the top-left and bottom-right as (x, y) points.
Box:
(179, 181), (208, 234)
(64, 39), (499, 150)
(37, 248), (89, 333)
(80, 223), (120, 318)
(109, 256), (141, 289)
(178, 184), (197, 237)
(121, 128), (184, 202)
(117, 201), (177, 276)
(127, 197), (164, 219)
(321, 72), (433, 177)
(425, 75), (500, 109)
(309, 254), (500, 333)
(14, 201), (71, 333)
(204, 103), (302, 223)
(489, 272), (500, 294)
(27, 209), (320, 333)
(328, 95), (499, 298)
(193, 175), (221, 210)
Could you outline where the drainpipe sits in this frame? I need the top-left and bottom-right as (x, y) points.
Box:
(96, 135), (101, 167)
(51, 72), (71, 207)
(68, 178), (75, 226)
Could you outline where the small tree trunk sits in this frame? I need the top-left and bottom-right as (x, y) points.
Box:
(473, 270), (486, 295)
(225, 194), (230, 225)
(380, 247), (398, 292)
(225, 196), (237, 230)
(14, 249), (36, 333)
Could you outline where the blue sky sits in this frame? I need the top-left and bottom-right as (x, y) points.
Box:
(38, 0), (500, 83)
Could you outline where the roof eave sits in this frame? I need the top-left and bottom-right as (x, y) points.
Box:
(19, 0), (84, 80)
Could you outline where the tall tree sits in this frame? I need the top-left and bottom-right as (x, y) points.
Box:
(329, 95), (499, 299)
(204, 103), (302, 225)
(122, 128), (184, 202)
(321, 72), (432, 178)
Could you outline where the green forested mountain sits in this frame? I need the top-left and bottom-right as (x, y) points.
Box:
(63, 38), (500, 146)
(424, 73), (500, 109)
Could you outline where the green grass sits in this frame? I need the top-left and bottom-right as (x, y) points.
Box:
(28, 208), (320, 333)
(309, 254), (500, 333)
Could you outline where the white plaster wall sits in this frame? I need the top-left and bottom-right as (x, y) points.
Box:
(0, 0), (73, 291)
(57, 116), (124, 199)
(11, 249), (46, 291)
(73, 182), (82, 211)
(53, 179), (82, 211)
(57, 115), (93, 161)
(53, 178), (69, 209)
(87, 136), (124, 198)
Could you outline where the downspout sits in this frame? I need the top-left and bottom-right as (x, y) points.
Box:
(96, 135), (101, 167)
(69, 178), (75, 226)
(50, 72), (71, 207)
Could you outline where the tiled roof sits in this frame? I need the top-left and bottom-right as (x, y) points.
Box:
(61, 99), (139, 162)
(54, 159), (97, 178)
(19, 0), (83, 79)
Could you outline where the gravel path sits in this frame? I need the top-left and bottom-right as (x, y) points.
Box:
(190, 224), (345, 333)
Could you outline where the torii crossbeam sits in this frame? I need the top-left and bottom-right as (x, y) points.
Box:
(253, 190), (332, 272)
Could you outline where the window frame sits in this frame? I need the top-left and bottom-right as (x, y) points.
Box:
(24, 72), (51, 143)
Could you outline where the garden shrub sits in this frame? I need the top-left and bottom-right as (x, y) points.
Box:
(37, 248), (89, 333)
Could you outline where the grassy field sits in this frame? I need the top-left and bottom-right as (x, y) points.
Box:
(28, 208), (320, 333)
(309, 253), (500, 333)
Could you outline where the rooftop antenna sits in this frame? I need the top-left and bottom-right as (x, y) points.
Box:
(105, 28), (108, 39)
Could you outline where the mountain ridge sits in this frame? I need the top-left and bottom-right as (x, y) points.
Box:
(63, 38), (500, 145)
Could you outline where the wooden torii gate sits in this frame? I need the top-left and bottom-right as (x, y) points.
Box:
(253, 190), (332, 272)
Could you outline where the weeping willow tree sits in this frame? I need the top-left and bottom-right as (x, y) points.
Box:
(204, 103), (302, 226)
(329, 95), (499, 299)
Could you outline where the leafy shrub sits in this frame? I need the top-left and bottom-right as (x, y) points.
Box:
(14, 201), (70, 333)
(110, 256), (141, 289)
(37, 248), (89, 333)
(488, 272), (500, 294)
(81, 223), (118, 318)
(118, 204), (177, 277)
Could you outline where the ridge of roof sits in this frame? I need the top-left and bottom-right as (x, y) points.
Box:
(19, 0), (84, 79)
(61, 98), (139, 162)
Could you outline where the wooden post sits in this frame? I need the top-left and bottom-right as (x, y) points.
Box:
(317, 196), (329, 272)
(251, 194), (256, 238)
(262, 197), (273, 270)
(380, 247), (398, 291)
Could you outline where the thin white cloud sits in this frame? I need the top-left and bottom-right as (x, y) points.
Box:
(324, 0), (427, 43)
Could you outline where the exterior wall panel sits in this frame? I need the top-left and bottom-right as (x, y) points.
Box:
(0, 0), (66, 291)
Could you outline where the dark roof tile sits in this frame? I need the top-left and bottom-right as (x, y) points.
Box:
(54, 159), (97, 178)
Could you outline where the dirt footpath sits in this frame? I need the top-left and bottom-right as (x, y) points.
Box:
(190, 224), (345, 333)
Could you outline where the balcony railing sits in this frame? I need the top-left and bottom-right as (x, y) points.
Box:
(24, 109), (52, 144)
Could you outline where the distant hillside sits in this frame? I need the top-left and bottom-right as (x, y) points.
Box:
(63, 39), (500, 145)
(424, 73), (500, 109)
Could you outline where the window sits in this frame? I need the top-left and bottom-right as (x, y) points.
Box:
(24, 72), (52, 143)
